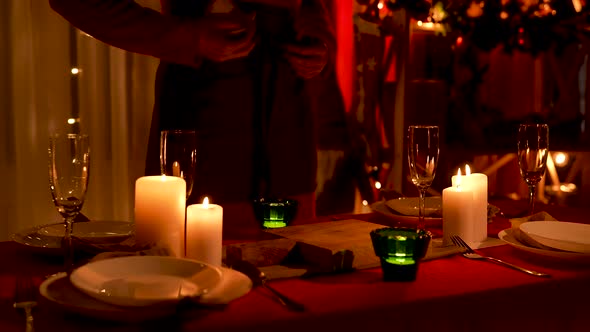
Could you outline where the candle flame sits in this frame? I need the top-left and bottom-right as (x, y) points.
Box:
(203, 197), (209, 207)
(573, 0), (582, 12)
(456, 168), (462, 188)
(465, 164), (471, 176)
(172, 161), (181, 177)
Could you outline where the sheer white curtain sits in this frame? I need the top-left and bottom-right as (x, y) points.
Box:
(0, 0), (159, 240)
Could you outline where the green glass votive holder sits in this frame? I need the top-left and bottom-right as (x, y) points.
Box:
(370, 227), (432, 282)
(252, 198), (298, 229)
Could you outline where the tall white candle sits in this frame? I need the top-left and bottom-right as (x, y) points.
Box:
(134, 175), (186, 257)
(186, 197), (223, 266)
(452, 165), (488, 243)
(443, 170), (475, 245)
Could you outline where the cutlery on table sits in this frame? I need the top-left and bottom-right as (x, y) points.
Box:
(13, 276), (37, 332)
(450, 235), (551, 278)
(231, 260), (305, 312)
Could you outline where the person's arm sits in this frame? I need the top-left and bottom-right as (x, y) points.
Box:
(49, 0), (256, 67)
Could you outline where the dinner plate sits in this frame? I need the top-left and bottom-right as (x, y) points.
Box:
(383, 197), (442, 217)
(11, 221), (133, 255)
(370, 197), (443, 227)
(70, 256), (223, 307)
(40, 267), (252, 322)
(498, 228), (590, 263)
(38, 221), (133, 241)
(519, 221), (590, 254)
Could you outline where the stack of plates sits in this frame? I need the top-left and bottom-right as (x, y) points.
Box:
(498, 221), (590, 263)
(39, 256), (253, 322)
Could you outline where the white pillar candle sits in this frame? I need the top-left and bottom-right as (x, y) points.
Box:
(134, 175), (186, 257)
(443, 170), (475, 246)
(452, 165), (488, 243)
(186, 197), (223, 267)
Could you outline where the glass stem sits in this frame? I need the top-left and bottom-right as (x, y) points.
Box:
(527, 184), (537, 216)
(63, 217), (75, 274)
(418, 188), (426, 231)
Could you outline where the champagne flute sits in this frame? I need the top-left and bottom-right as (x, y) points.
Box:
(161, 130), (197, 257)
(517, 123), (549, 216)
(407, 125), (440, 231)
(160, 130), (197, 199)
(48, 133), (90, 273)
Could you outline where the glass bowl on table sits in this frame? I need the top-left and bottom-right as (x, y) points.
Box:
(252, 198), (298, 229)
(370, 227), (432, 282)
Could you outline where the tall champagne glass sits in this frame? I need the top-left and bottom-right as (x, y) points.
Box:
(408, 125), (439, 231)
(161, 130), (196, 257)
(517, 123), (549, 216)
(160, 130), (197, 199)
(49, 133), (90, 273)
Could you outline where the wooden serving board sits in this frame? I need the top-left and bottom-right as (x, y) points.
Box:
(223, 219), (462, 279)
(265, 219), (384, 272)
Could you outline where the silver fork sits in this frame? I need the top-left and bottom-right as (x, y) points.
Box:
(13, 277), (37, 332)
(450, 235), (551, 278)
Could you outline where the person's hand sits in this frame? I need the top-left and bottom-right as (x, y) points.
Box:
(283, 2), (332, 79)
(196, 12), (257, 62)
(283, 39), (328, 79)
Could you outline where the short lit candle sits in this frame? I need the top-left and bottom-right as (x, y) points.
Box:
(186, 197), (223, 266)
(442, 169), (475, 246)
(451, 165), (488, 243)
(134, 175), (186, 257)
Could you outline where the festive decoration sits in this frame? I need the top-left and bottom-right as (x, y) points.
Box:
(433, 0), (590, 54)
(385, 0), (432, 20)
(356, 0), (432, 23)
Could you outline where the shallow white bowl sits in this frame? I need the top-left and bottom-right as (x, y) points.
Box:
(498, 228), (590, 264)
(70, 256), (222, 307)
(41, 266), (251, 322)
(520, 221), (590, 254)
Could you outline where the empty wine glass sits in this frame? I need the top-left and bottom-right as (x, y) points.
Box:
(517, 123), (549, 216)
(160, 130), (197, 199)
(48, 133), (90, 273)
(407, 125), (439, 231)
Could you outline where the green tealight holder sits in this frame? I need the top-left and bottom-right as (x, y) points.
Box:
(370, 227), (432, 282)
(252, 198), (298, 229)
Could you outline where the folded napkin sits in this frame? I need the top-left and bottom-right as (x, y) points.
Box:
(509, 212), (560, 251)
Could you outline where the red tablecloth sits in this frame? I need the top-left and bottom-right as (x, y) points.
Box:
(1, 200), (589, 332)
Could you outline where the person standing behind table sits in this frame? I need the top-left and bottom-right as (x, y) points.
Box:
(48, 0), (334, 231)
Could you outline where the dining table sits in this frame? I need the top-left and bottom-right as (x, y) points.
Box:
(1, 198), (589, 332)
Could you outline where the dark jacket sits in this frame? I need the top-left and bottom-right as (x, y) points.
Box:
(48, 0), (337, 207)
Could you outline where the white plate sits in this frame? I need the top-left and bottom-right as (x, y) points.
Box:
(370, 198), (442, 227)
(498, 228), (590, 263)
(38, 221), (132, 241)
(519, 221), (590, 254)
(11, 221), (133, 255)
(40, 267), (251, 322)
(70, 256), (223, 307)
(383, 197), (442, 217)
